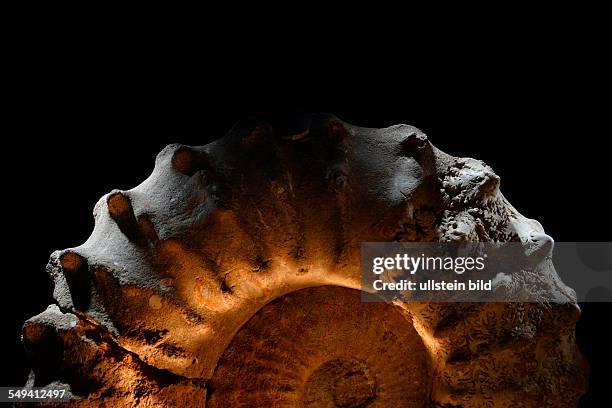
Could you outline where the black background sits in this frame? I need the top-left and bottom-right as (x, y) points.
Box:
(3, 30), (610, 406)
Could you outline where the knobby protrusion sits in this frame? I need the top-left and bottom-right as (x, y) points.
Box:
(107, 191), (152, 246)
(59, 251), (91, 311)
(59, 251), (87, 274)
(171, 146), (213, 177)
(400, 131), (431, 159)
(242, 123), (273, 147)
(400, 131), (437, 182)
(272, 111), (312, 141)
(525, 231), (555, 265)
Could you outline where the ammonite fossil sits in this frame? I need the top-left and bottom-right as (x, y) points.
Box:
(22, 114), (588, 407)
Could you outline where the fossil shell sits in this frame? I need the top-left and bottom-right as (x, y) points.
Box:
(22, 115), (587, 407)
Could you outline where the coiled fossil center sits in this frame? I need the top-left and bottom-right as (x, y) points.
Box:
(207, 286), (431, 407)
(304, 358), (375, 408)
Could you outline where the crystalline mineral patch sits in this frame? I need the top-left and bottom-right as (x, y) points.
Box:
(22, 115), (587, 407)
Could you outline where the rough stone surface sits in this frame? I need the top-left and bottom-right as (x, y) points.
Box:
(22, 115), (587, 407)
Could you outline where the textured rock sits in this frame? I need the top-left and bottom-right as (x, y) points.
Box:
(22, 114), (587, 407)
